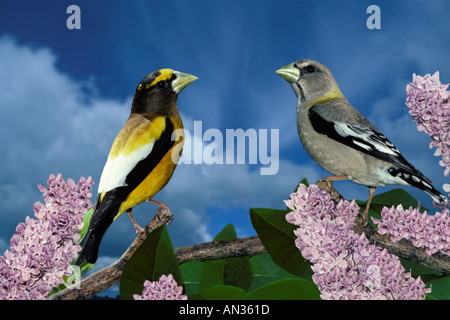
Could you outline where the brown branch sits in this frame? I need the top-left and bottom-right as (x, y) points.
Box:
(48, 209), (266, 300)
(174, 236), (266, 265)
(50, 179), (449, 300)
(316, 178), (450, 276)
(49, 207), (175, 300)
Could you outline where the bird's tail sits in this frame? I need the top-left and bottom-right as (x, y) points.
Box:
(393, 165), (449, 206)
(424, 187), (449, 206)
(75, 229), (105, 266)
(75, 192), (122, 266)
(404, 173), (448, 205)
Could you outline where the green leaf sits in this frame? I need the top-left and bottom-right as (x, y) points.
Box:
(399, 257), (441, 277)
(371, 188), (421, 209)
(119, 226), (182, 300)
(357, 189), (427, 216)
(78, 208), (93, 242)
(180, 261), (203, 296)
(250, 207), (310, 276)
(189, 285), (247, 300)
(425, 276), (450, 300)
(300, 178), (309, 187)
(243, 278), (321, 300)
(213, 224), (237, 242)
(248, 253), (312, 292)
(199, 224), (253, 291)
(357, 188), (425, 222)
(293, 178), (309, 193)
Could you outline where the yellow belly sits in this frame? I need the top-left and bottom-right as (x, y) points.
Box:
(115, 116), (184, 219)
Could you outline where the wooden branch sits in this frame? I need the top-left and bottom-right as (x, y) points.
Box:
(49, 207), (175, 300)
(316, 178), (450, 276)
(48, 210), (266, 300)
(50, 178), (449, 300)
(174, 236), (266, 265)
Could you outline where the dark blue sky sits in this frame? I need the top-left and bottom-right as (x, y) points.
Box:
(1, 1), (449, 291)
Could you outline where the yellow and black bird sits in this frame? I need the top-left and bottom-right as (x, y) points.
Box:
(75, 68), (197, 265)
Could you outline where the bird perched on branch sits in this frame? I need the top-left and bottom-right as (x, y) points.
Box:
(276, 59), (448, 218)
(75, 68), (197, 265)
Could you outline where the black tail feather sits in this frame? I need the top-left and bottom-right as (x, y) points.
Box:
(424, 187), (448, 205)
(75, 225), (112, 265)
(75, 229), (102, 265)
(75, 189), (126, 266)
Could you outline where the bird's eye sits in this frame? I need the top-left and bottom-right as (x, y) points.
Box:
(157, 81), (166, 89)
(305, 65), (316, 73)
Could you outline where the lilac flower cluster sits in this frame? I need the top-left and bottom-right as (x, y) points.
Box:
(0, 174), (93, 300)
(133, 274), (187, 300)
(405, 72), (450, 194)
(372, 205), (450, 257)
(285, 184), (431, 300)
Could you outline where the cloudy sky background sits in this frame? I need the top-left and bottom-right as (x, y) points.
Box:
(1, 0), (449, 291)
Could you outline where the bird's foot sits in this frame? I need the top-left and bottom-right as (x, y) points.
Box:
(127, 210), (145, 235)
(146, 199), (173, 226)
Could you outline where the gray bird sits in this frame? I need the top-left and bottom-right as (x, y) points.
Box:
(276, 59), (448, 218)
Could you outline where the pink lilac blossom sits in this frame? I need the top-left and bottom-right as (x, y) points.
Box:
(372, 205), (450, 257)
(405, 72), (450, 194)
(285, 184), (431, 300)
(0, 174), (93, 300)
(133, 274), (187, 300)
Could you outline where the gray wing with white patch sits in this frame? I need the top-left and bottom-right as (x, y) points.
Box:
(308, 101), (434, 185)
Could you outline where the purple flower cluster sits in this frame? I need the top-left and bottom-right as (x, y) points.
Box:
(0, 174), (93, 300)
(285, 184), (431, 300)
(133, 274), (187, 300)
(372, 205), (450, 257)
(405, 72), (450, 190)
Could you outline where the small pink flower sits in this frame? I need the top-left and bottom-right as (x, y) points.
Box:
(406, 72), (450, 183)
(0, 174), (94, 300)
(133, 274), (187, 300)
(286, 183), (431, 300)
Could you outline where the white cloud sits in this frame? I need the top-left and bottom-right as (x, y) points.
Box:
(0, 36), (130, 240)
(3, 31), (442, 265)
(0, 36), (324, 260)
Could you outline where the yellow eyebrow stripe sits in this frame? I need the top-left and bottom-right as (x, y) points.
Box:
(146, 68), (174, 89)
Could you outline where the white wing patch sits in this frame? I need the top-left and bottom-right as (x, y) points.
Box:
(98, 141), (155, 194)
(334, 122), (399, 156)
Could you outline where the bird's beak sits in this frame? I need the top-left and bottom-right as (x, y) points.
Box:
(172, 71), (198, 94)
(276, 63), (299, 83)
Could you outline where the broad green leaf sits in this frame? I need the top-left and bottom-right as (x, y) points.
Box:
(399, 257), (441, 277)
(425, 276), (450, 300)
(371, 188), (421, 209)
(213, 224), (237, 242)
(249, 253), (312, 292)
(189, 285), (248, 300)
(199, 224), (253, 291)
(243, 278), (321, 300)
(250, 207), (310, 276)
(180, 261), (203, 296)
(357, 188), (425, 222)
(119, 226), (182, 300)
